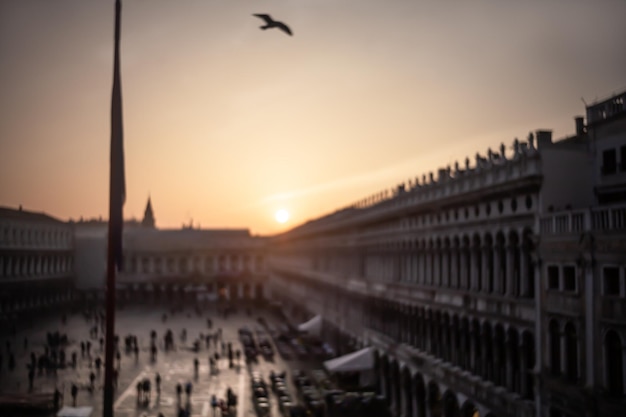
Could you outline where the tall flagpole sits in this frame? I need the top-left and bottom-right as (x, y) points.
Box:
(104, 1), (125, 416)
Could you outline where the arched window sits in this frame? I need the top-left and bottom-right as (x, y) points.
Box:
(549, 320), (561, 376)
(605, 331), (624, 396)
(564, 322), (578, 382)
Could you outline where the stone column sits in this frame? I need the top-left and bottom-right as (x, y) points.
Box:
(506, 245), (515, 296)
(459, 246), (467, 289)
(450, 247), (458, 288)
(520, 246), (529, 297)
(471, 246), (480, 290)
(441, 249), (448, 287)
(433, 251), (440, 286)
(481, 247), (490, 292)
(520, 339), (528, 398)
(493, 246), (501, 294)
(425, 251), (431, 285)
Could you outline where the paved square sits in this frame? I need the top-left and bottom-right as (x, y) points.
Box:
(0, 304), (313, 417)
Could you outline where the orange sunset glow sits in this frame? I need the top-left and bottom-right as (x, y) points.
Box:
(1, 0), (625, 235)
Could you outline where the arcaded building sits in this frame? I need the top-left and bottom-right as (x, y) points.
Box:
(268, 90), (626, 417)
(0, 206), (75, 319)
(71, 198), (269, 303)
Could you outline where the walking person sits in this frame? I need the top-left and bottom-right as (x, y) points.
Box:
(89, 371), (96, 393)
(176, 382), (182, 404)
(155, 372), (161, 395)
(71, 383), (78, 406)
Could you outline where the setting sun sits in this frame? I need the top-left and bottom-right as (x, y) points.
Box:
(275, 209), (290, 224)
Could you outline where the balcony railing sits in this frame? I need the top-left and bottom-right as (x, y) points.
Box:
(540, 204), (626, 235)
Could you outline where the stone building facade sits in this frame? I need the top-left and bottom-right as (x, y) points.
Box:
(73, 199), (269, 304)
(267, 91), (626, 417)
(0, 206), (75, 319)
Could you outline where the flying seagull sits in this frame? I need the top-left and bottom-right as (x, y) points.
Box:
(253, 14), (293, 36)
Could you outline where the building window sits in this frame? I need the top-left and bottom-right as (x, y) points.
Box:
(602, 148), (617, 175)
(563, 266), (576, 292)
(603, 267), (621, 295)
(547, 265), (560, 290)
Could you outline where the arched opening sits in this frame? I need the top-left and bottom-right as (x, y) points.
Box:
(381, 356), (391, 405)
(509, 231), (520, 296)
(442, 390), (460, 417)
(564, 322), (578, 382)
(461, 400), (480, 417)
(453, 237), (461, 288)
(402, 367), (414, 417)
(434, 311), (443, 358)
(442, 313), (451, 362)
(428, 381), (442, 417)
(472, 319), (482, 376)
(605, 330), (624, 396)
(391, 360), (401, 416)
(494, 325), (506, 387)
(452, 315), (461, 366)
(443, 237), (451, 287)
(483, 323), (493, 381)
(414, 374), (426, 417)
(522, 229), (535, 298)
(549, 320), (561, 376)
(462, 236), (471, 289)
(522, 331), (535, 399)
(460, 317), (470, 371)
(373, 350), (382, 395)
(473, 234), (482, 292)
(496, 232), (506, 294)
(507, 328), (520, 393)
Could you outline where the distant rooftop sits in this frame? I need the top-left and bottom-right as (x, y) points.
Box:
(0, 206), (64, 224)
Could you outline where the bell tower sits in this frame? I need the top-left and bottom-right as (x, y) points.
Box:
(142, 196), (156, 228)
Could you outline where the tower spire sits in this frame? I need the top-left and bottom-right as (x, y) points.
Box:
(142, 195), (155, 228)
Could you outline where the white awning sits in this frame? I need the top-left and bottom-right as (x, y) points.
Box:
(297, 315), (322, 336)
(57, 406), (93, 417)
(323, 347), (374, 373)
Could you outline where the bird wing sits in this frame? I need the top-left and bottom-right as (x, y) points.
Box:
(276, 22), (293, 36)
(253, 14), (274, 25)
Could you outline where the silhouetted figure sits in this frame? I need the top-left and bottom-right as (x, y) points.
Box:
(136, 381), (143, 404)
(71, 351), (77, 368)
(156, 373), (161, 394)
(194, 358), (199, 377)
(53, 388), (61, 410)
(253, 14), (293, 36)
(89, 371), (96, 392)
(185, 381), (192, 399)
(71, 383), (78, 406)
(176, 382), (182, 403)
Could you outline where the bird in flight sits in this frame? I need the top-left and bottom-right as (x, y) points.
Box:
(253, 14), (293, 36)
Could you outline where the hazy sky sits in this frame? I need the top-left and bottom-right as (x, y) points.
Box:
(1, 0), (625, 234)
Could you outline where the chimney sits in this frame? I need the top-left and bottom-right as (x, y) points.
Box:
(574, 116), (585, 136)
(535, 130), (553, 150)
